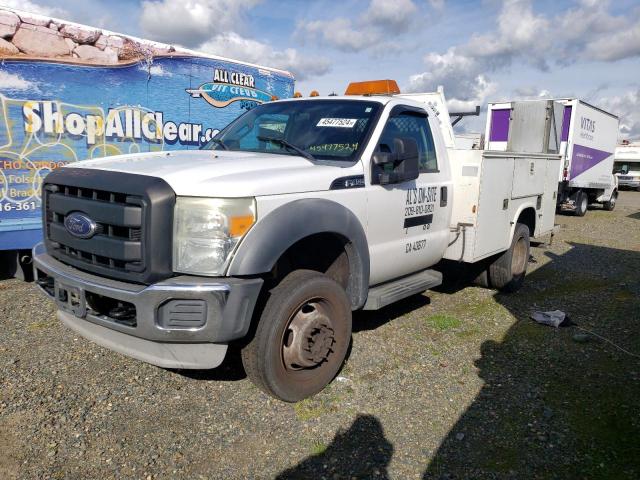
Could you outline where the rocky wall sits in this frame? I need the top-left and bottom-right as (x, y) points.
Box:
(0, 8), (176, 64)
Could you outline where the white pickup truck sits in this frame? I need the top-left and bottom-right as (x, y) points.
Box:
(33, 81), (559, 401)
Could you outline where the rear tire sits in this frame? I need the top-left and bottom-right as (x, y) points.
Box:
(241, 269), (352, 402)
(603, 191), (617, 211)
(574, 191), (588, 217)
(488, 223), (530, 293)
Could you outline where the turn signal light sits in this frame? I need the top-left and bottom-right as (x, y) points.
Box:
(229, 215), (255, 237)
(345, 79), (401, 96)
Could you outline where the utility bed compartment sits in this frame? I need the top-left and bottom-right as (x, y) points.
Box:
(443, 149), (560, 263)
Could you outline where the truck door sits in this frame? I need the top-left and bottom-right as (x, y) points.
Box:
(366, 105), (452, 285)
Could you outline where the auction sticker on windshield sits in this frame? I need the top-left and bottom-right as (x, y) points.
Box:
(316, 118), (358, 128)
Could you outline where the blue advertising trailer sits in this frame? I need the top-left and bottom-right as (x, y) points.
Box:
(0, 7), (294, 278)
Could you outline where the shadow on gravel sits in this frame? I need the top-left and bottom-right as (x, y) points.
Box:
(353, 295), (430, 332)
(628, 211), (640, 220)
(169, 345), (247, 381)
(423, 242), (640, 479)
(276, 414), (393, 479)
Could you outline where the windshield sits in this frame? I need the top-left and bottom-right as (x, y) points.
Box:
(614, 162), (627, 174)
(202, 99), (382, 161)
(613, 162), (640, 175)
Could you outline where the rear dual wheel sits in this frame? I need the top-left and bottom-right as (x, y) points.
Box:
(487, 223), (531, 293)
(241, 270), (352, 402)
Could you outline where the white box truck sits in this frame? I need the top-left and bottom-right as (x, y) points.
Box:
(614, 142), (640, 191)
(486, 99), (619, 215)
(33, 80), (560, 401)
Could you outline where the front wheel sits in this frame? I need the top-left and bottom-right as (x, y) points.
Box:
(241, 269), (352, 402)
(603, 191), (617, 211)
(574, 191), (588, 217)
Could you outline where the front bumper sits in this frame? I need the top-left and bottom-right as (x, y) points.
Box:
(619, 180), (640, 189)
(33, 243), (263, 369)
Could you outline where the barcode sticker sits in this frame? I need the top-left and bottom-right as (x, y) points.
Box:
(316, 118), (358, 128)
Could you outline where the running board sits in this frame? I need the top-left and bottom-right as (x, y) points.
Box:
(363, 269), (442, 310)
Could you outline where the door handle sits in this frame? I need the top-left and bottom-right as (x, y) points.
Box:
(440, 186), (448, 207)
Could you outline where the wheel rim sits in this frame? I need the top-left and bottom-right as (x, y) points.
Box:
(281, 298), (336, 371)
(580, 195), (588, 212)
(511, 237), (527, 276)
(611, 194), (617, 206)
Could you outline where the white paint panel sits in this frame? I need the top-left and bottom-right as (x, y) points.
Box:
(564, 100), (619, 189)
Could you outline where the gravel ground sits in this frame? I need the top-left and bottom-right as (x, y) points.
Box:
(1, 192), (639, 479)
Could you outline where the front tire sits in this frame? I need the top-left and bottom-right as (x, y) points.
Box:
(241, 270), (352, 402)
(488, 223), (530, 293)
(574, 191), (588, 217)
(603, 191), (617, 211)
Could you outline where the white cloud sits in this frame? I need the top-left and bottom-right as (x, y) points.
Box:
(297, 0), (419, 52)
(139, 0), (329, 80)
(363, 0), (418, 34)
(596, 87), (640, 140)
(584, 23), (640, 62)
(199, 32), (331, 81)
(512, 86), (553, 99)
(407, 0), (640, 132)
(298, 18), (380, 53)
(140, 0), (260, 48)
(0, 71), (38, 92)
(1, 0), (67, 17)
(407, 0), (549, 104)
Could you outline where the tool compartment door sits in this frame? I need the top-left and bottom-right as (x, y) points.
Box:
(511, 157), (547, 198)
(473, 154), (513, 259)
(539, 156), (561, 235)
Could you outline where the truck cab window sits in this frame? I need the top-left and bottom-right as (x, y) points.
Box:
(239, 113), (289, 150)
(378, 111), (438, 173)
(205, 100), (381, 162)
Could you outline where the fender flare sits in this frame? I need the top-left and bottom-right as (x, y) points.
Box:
(510, 203), (537, 241)
(227, 198), (370, 309)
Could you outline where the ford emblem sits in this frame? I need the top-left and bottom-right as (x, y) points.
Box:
(64, 212), (98, 239)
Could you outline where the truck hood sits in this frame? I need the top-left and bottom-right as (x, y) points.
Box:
(66, 150), (363, 197)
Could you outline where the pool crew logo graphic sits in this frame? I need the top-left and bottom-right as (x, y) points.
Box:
(186, 69), (273, 108)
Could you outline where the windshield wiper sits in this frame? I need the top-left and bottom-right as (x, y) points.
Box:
(257, 135), (315, 161)
(209, 138), (228, 150)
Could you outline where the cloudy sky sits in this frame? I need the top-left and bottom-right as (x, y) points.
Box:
(7, 0), (640, 138)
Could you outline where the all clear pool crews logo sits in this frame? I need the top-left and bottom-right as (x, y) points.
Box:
(186, 68), (273, 108)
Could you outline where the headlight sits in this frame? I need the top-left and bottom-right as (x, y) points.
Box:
(173, 197), (256, 275)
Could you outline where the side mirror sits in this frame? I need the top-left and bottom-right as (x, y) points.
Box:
(373, 137), (420, 185)
(372, 151), (393, 165)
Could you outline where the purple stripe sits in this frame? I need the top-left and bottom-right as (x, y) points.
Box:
(561, 106), (572, 142)
(570, 144), (612, 179)
(489, 109), (510, 142)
